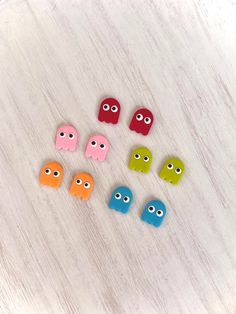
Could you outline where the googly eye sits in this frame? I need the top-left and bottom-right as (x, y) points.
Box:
(91, 141), (97, 147)
(144, 156), (149, 162)
(100, 144), (106, 150)
(53, 171), (60, 177)
(134, 154), (140, 160)
(148, 206), (155, 213)
(69, 133), (75, 139)
(175, 168), (182, 174)
(76, 179), (82, 185)
(60, 132), (66, 138)
(144, 117), (152, 124)
(156, 210), (164, 217)
(115, 193), (121, 200)
(45, 168), (51, 175)
(167, 163), (174, 170)
(84, 182), (90, 189)
(111, 105), (118, 112)
(123, 196), (130, 203)
(103, 104), (110, 111)
(136, 114), (143, 121)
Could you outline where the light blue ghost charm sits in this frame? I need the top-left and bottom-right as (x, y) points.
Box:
(141, 200), (166, 227)
(108, 186), (133, 214)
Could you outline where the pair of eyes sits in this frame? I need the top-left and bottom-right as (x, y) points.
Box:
(115, 193), (130, 203)
(76, 179), (91, 189)
(134, 154), (150, 162)
(167, 164), (182, 174)
(136, 114), (152, 124)
(103, 104), (119, 113)
(45, 169), (60, 177)
(148, 206), (164, 217)
(59, 132), (75, 139)
(91, 141), (106, 150)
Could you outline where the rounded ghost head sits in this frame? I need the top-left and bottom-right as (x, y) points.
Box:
(55, 125), (78, 151)
(85, 134), (110, 161)
(108, 186), (133, 214)
(39, 161), (64, 189)
(129, 146), (153, 174)
(98, 98), (121, 124)
(129, 108), (154, 136)
(141, 200), (166, 228)
(69, 172), (94, 200)
(159, 157), (185, 185)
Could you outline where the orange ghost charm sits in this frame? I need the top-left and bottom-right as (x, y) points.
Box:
(69, 172), (94, 200)
(39, 161), (64, 189)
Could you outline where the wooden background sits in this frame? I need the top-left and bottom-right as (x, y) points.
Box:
(0, 0), (236, 313)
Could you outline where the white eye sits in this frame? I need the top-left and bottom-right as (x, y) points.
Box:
(91, 141), (97, 147)
(144, 117), (152, 124)
(103, 104), (110, 111)
(123, 196), (130, 203)
(53, 171), (60, 177)
(59, 132), (66, 138)
(148, 206), (155, 213)
(136, 114), (143, 121)
(100, 144), (106, 150)
(156, 210), (164, 217)
(69, 133), (75, 140)
(84, 182), (90, 189)
(175, 168), (182, 174)
(76, 179), (82, 185)
(167, 163), (174, 170)
(134, 154), (140, 160)
(115, 193), (121, 200)
(45, 168), (51, 175)
(111, 105), (118, 112)
(144, 156), (149, 162)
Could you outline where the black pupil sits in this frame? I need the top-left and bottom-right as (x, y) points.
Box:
(54, 172), (58, 176)
(150, 207), (154, 211)
(104, 105), (108, 109)
(144, 157), (148, 160)
(46, 169), (49, 173)
(158, 211), (161, 214)
(85, 183), (88, 187)
(176, 168), (180, 172)
(92, 141), (96, 145)
(60, 132), (64, 136)
(100, 144), (104, 148)
(116, 194), (120, 198)
(168, 164), (172, 168)
(77, 180), (81, 183)
(124, 197), (128, 201)
(138, 115), (141, 118)
(69, 134), (73, 138)
(135, 154), (139, 158)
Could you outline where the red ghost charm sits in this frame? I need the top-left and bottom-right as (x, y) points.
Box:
(98, 98), (121, 124)
(129, 108), (154, 136)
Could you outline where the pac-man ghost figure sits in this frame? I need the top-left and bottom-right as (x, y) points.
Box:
(55, 125), (78, 152)
(129, 108), (154, 136)
(129, 146), (153, 174)
(85, 134), (110, 162)
(159, 157), (185, 185)
(39, 161), (64, 189)
(69, 172), (94, 201)
(108, 186), (133, 214)
(141, 200), (166, 228)
(98, 97), (121, 124)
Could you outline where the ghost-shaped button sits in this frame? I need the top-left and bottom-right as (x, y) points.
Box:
(141, 200), (166, 228)
(85, 134), (110, 161)
(55, 125), (78, 152)
(108, 186), (133, 214)
(39, 161), (64, 189)
(159, 157), (185, 185)
(129, 108), (154, 136)
(69, 172), (94, 200)
(98, 97), (121, 124)
(129, 146), (153, 174)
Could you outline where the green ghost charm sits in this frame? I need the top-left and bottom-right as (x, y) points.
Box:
(159, 157), (185, 185)
(129, 146), (153, 174)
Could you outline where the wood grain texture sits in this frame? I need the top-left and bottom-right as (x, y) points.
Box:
(0, 0), (236, 313)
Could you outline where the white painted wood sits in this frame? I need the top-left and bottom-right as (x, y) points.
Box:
(0, 0), (235, 313)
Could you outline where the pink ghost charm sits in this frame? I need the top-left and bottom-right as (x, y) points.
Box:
(55, 125), (78, 151)
(85, 135), (110, 161)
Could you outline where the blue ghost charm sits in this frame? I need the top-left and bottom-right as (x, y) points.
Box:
(141, 200), (166, 227)
(108, 186), (133, 214)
